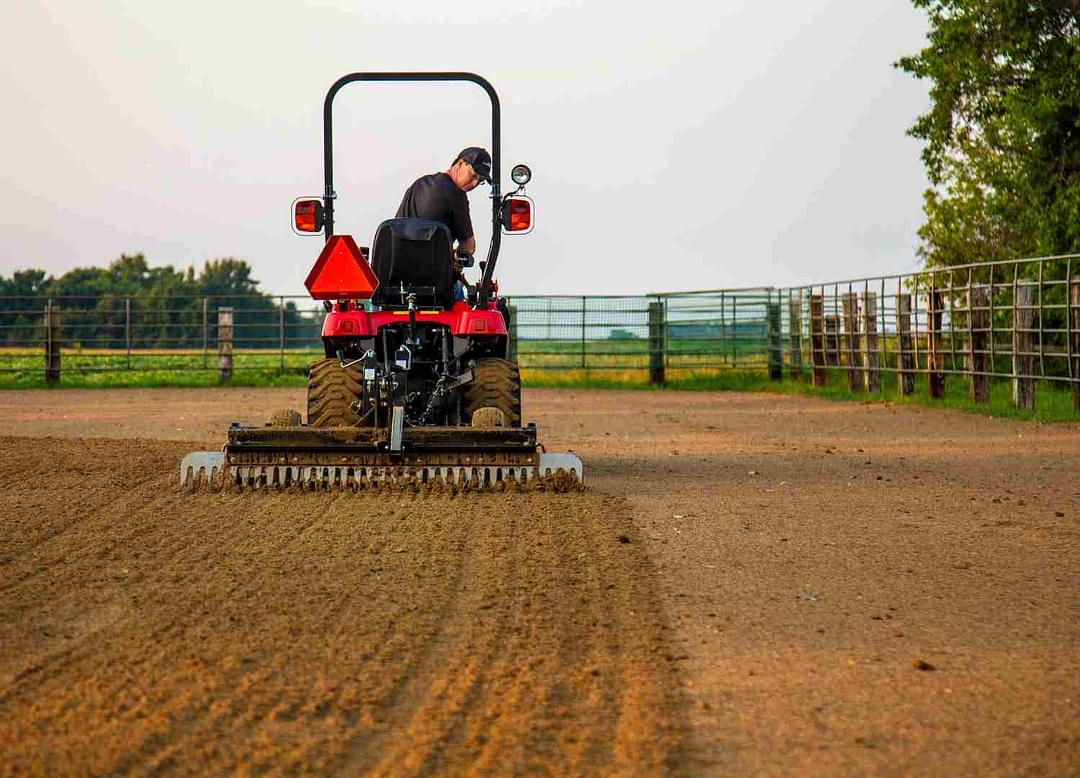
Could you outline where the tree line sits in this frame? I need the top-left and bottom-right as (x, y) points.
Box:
(895, 0), (1079, 360)
(898, 0), (1079, 267)
(0, 254), (316, 349)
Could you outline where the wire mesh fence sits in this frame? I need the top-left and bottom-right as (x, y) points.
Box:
(3, 255), (1079, 411)
(782, 256), (1080, 405)
(3, 295), (328, 378)
(507, 289), (776, 374)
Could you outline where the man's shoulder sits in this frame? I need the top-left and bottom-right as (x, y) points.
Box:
(410, 172), (465, 207)
(411, 171), (454, 191)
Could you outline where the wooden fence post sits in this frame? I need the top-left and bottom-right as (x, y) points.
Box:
(863, 291), (880, 392)
(897, 293), (915, 395)
(810, 294), (826, 387)
(507, 304), (519, 364)
(1012, 283), (1035, 410)
(842, 293), (863, 392)
(218, 306), (234, 383)
(648, 300), (665, 385)
(766, 300), (782, 381)
(1072, 280), (1080, 412)
(824, 316), (840, 366)
(44, 300), (61, 384)
(968, 284), (991, 404)
(789, 291), (803, 381)
(927, 289), (945, 399)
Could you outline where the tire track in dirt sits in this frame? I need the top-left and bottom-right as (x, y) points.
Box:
(0, 436), (687, 776)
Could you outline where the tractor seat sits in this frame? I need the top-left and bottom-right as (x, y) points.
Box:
(369, 218), (455, 309)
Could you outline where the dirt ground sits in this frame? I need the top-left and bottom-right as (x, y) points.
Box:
(0, 387), (1077, 776)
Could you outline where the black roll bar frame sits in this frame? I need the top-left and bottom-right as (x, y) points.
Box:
(322, 72), (504, 302)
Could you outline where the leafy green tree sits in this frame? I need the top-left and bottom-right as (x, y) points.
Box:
(0, 269), (49, 296)
(897, 1), (1080, 266)
(0, 255), (315, 350)
(0, 270), (52, 345)
(198, 258), (262, 296)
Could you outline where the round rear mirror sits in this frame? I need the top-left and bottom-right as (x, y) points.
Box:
(511, 164), (532, 186)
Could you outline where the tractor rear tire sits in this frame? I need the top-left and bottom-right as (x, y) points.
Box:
(307, 358), (362, 427)
(463, 358), (521, 428)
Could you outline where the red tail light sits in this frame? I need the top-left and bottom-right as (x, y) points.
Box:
(502, 196), (534, 234)
(293, 199), (324, 233)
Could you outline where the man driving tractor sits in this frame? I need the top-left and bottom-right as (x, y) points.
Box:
(395, 146), (492, 301)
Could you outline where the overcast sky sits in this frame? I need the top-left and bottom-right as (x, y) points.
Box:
(1, 0), (930, 296)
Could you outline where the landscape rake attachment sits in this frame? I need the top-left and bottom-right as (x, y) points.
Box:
(181, 422), (582, 493)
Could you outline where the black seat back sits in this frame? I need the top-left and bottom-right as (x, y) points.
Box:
(370, 218), (455, 309)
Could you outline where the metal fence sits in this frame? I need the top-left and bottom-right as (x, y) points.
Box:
(780, 255), (1080, 408)
(5, 295), (329, 378)
(4, 255), (1079, 411)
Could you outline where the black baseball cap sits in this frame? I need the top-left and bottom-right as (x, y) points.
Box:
(457, 147), (492, 183)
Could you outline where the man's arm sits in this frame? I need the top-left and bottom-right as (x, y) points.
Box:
(449, 187), (475, 256)
(454, 238), (476, 289)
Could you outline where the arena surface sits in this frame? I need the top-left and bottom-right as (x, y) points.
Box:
(1, 387), (1077, 776)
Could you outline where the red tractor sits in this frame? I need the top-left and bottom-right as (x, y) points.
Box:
(181, 72), (581, 490)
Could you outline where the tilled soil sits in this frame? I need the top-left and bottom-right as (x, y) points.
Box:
(0, 387), (1078, 776)
(0, 438), (681, 776)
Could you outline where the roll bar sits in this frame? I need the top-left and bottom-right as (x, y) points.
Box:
(322, 72), (503, 301)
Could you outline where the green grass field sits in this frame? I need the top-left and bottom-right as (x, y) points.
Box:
(522, 368), (1079, 423)
(1, 345), (1076, 423)
(0, 336), (766, 387)
(0, 349), (316, 389)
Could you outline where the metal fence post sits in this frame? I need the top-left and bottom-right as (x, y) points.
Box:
(218, 306), (234, 383)
(879, 277), (888, 374)
(1071, 278), (1080, 412)
(202, 297), (209, 369)
(789, 290), (803, 381)
(928, 286), (945, 399)
(719, 290), (727, 366)
(279, 296), (286, 372)
(897, 291), (915, 395)
(648, 299), (666, 385)
(44, 299), (61, 384)
(842, 292), (863, 392)
(1013, 283), (1035, 410)
(969, 284), (991, 404)
(125, 297), (132, 370)
(988, 266), (996, 374)
(766, 297), (782, 381)
(580, 295), (587, 369)
(507, 304), (519, 364)
(809, 293), (826, 386)
(863, 290), (880, 392)
(731, 296), (738, 367)
(947, 269), (960, 376)
(824, 315), (839, 366)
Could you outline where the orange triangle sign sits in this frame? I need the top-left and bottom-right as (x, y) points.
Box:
(304, 235), (380, 300)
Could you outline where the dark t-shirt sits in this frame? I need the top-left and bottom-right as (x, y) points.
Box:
(395, 172), (473, 243)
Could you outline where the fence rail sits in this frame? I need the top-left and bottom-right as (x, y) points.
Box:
(3, 255), (1078, 412)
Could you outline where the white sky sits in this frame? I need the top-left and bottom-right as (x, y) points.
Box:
(0, 0), (930, 296)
